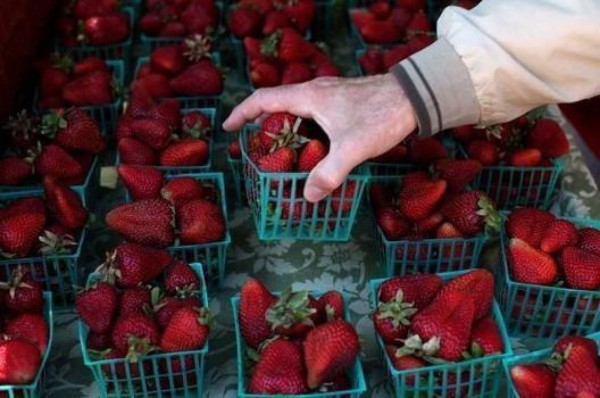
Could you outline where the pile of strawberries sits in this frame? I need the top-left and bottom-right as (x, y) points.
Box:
(133, 35), (223, 98)
(229, 0), (314, 40)
(55, 0), (130, 47)
(0, 179), (88, 258)
(0, 268), (50, 385)
(140, 0), (220, 38)
(358, 39), (433, 75)
(238, 278), (360, 394)
(107, 173), (225, 247)
(351, 0), (433, 45)
(368, 134), (448, 164)
(374, 271), (505, 380)
(510, 335), (600, 397)
(117, 93), (212, 167)
(0, 108), (105, 187)
(452, 116), (570, 168)
(76, 245), (209, 380)
(371, 167), (500, 242)
(505, 208), (600, 289)
(244, 29), (340, 88)
(37, 55), (118, 109)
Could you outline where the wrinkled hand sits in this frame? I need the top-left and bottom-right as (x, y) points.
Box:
(223, 73), (417, 202)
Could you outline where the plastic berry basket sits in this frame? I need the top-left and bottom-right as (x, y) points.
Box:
(0, 190), (87, 309)
(231, 291), (367, 398)
(0, 292), (54, 398)
(369, 271), (513, 398)
(227, 154), (244, 205)
(502, 331), (600, 398)
(495, 217), (600, 340)
(239, 127), (369, 241)
(78, 263), (209, 398)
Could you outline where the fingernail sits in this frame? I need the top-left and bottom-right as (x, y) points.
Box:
(304, 185), (328, 203)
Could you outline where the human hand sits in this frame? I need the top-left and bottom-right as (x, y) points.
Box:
(223, 73), (417, 202)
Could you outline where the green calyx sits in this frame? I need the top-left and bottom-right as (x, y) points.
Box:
(396, 334), (445, 364)
(260, 31), (281, 58)
(38, 230), (77, 255)
(476, 195), (502, 234)
(50, 53), (75, 73)
(462, 342), (484, 360)
(4, 109), (38, 138)
(376, 290), (418, 328)
(126, 336), (156, 363)
(268, 117), (308, 154)
(40, 110), (68, 139)
(184, 34), (213, 62)
(265, 287), (316, 330)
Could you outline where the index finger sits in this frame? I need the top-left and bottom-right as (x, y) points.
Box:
(222, 83), (315, 131)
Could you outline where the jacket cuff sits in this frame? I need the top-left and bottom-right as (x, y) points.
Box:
(390, 37), (480, 136)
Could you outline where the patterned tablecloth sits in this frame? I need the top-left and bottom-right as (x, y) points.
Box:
(40, 34), (600, 397)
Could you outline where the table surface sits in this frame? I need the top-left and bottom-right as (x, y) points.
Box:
(38, 34), (600, 397)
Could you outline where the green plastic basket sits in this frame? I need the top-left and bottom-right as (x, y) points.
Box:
(227, 154), (244, 205)
(370, 271), (513, 398)
(0, 190), (87, 309)
(231, 291), (367, 397)
(457, 144), (566, 210)
(240, 127), (369, 241)
(0, 292), (54, 398)
(79, 264), (209, 398)
(502, 332), (600, 398)
(368, 175), (488, 276)
(495, 217), (600, 340)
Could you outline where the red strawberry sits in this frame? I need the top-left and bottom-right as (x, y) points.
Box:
(0, 213), (46, 257)
(164, 260), (201, 295)
(181, 2), (219, 35)
(262, 10), (293, 35)
(553, 336), (598, 357)
(378, 274), (443, 307)
(555, 345), (600, 398)
(385, 348), (426, 384)
(81, 13), (129, 46)
(228, 140), (242, 159)
(351, 9), (375, 30)
(43, 177), (88, 231)
(579, 227), (600, 256)
(266, 289), (320, 338)
(118, 138), (157, 165)
(397, 0), (425, 11)
(284, 0), (314, 32)
(257, 147), (295, 172)
(360, 20), (402, 44)
(239, 278), (277, 348)
(159, 21), (187, 37)
(159, 139), (209, 166)
(182, 111), (212, 139)
(527, 118), (569, 158)
(281, 62), (314, 85)
(406, 10), (431, 32)
(369, 2), (392, 19)
(61, 71), (113, 105)
(540, 219), (579, 254)
(111, 314), (159, 356)
(0, 157), (32, 185)
(415, 212), (444, 234)
(452, 125), (479, 143)
(376, 207), (410, 240)
(263, 29), (314, 64)
(73, 56), (109, 77)
(74, 0), (118, 19)
(409, 292), (475, 361)
(304, 320), (360, 389)
(140, 13), (163, 34)
(506, 208), (556, 248)
(261, 113), (302, 135)
(150, 45), (185, 75)
(105, 199), (175, 247)
(160, 307), (210, 352)
(150, 99), (182, 130)
(177, 199), (225, 244)
(129, 119), (172, 150)
(229, 7), (263, 38)
(244, 37), (263, 60)
(41, 108), (105, 154)
(435, 159), (482, 193)
(160, 177), (205, 211)
(437, 269), (494, 320)
(435, 221), (464, 239)
(154, 295), (202, 330)
(398, 175), (447, 222)
(6, 313), (49, 352)
(170, 61), (223, 96)
(468, 316), (503, 356)
(2, 197), (46, 217)
(508, 238), (558, 285)
(510, 364), (557, 398)
(317, 291), (344, 321)
(117, 165), (163, 201)
(358, 49), (383, 75)
(382, 45), (412, 69)
(86, 333), (111, 351)
(297, 139), (326, 172)
(315, 62), (340, 77)
(561, 246), (600, 290)
(75, 282), (118, 334)
(120, 286), (151, 316)
(33, 144), (84, 181)
(250, 61), (281, 87)
(248, 339), (308, 394)
(374, 290), (417, 344)
(330, 181), (358, 214)
(133, 74), (174, 98)
(510, 148), (542, 167)
(468, 140), (499, 166)
(440, 190), (500, 236)
(0, 340), (41, 384)
(408, 137), (448, 164)
(40, 67), (71, 98)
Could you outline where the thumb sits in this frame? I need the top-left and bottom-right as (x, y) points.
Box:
(303, 147), (359, 203)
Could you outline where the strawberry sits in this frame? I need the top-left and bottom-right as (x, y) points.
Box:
(510, 364), (556, 398)
(317, 291), (344, 321)
(61, 70), (113, 105)
(382, 45), (412, 69)
(73, 56), (109, 77)
(284, 0), (314, 32)
(527, 118), (569, 158)
(140, 12), (164, 34)
(506, 208), (556, 248)
(397, 0), (425, 11)
(561, 246), (600, 290)
(6, 313), (49, 353)
(358, 49), (383, 75)
(118, 138), (157, 165)
(154, 295), (202, 330)
(437, 269), (494, 320)
(374, 290), (417, 344)
(0, 213), (46, 257)
(351, 9), (375, 30)
(415, 212), (444, 234)
(86, 333), (110, 351)
(80, 13), (129, 46)
(41, 108), (105, 154)
(111, 314), (159, 355)
(508, 238), (558, 285)
(378, 274), (443, 307)
(555, 345), (600, 398)
(315, 63), (340, 77)
(370, 183), (394, 209)
(239, 278), (277, 348)
(182, 111), (212, 139)
(160, 307), (210, 352)
(164, 260), (201, 294)
(117, 165), (163, 201)
(578, 227), (600, 256)
(0, 340), (41, 384)
(262, 10), (293, 35)
(105, 199), (175, 247)
(406, 10), (431, 33)
(129, 119), (172, 150)
(408, 137), (448, 164)
(261, 113), (302, 135)
(409, 292), (475, 361)
(133, 74), (174, 98)
(159, 21), (187, 37)
(468, 140), (499, 166)
(434, 159), (482, 193)
(540, 219), (579, 254)
(159, 138), (209, 166)
(40, 66), (71, 98)
(369, 2), (392, 19)
(385, 348), (426, 384)
(33, 144), (84, 181)
(3, 197), (46, 217)
(257, 147), (295, 172)
(304, 320), (360, 389)
(0, 157), (32, 185)
(150, 45), (185, 75)
(248, 339), (308, 394)
(74, 0), (118, 19)
(244, 37), (263, 60)
(281, 62), (314, 85)
(160, 177), (205, 211)
(452, 125), (479, 143)
(119, 286), (151, 316)
(440, 190), (500, 236)
(297, 139), (326, 172)
(553, 336), (598, 357)
(467, 316), (503, 357)
(228, 140), (241, 159)
(510, 148), (542, 167)
(229, 6), (263, 38)
(398, 175), (447, 222)
(170, 60), (223, 96)
(266, 288), (319, 338)
(435, 221), (464, 239)
(177, 199), (225, 244)
(181, 2), (219, 35)
(75, 282), (118, 334)
(376, 207), (410, 240)
(360, 20), (402, 44)
(43, 177), (88, 231)
(250, 61), (281, 87)
(262, 29), (314, 64)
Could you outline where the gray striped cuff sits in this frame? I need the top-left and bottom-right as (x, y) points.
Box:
(390, 37), (480, 136)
